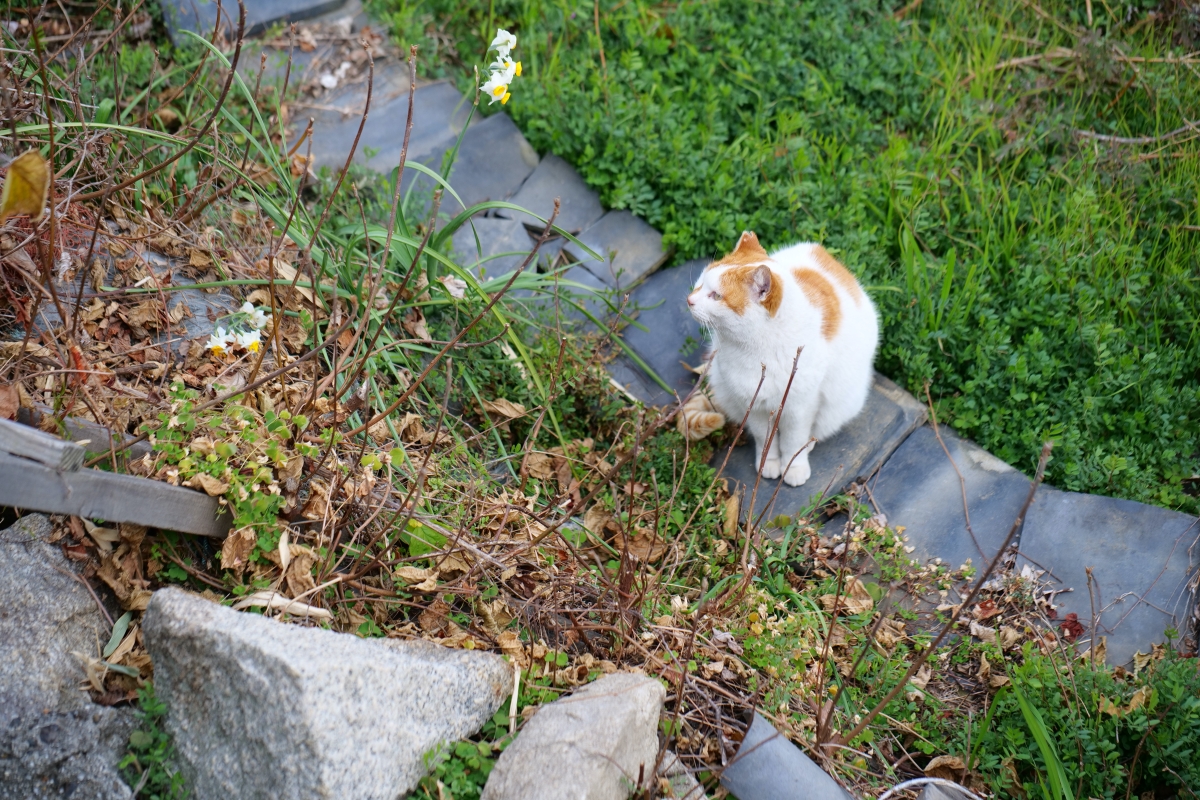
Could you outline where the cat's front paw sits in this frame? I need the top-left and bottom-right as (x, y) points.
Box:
(782, 460), (811, 487)
(760, 456), (782, 480)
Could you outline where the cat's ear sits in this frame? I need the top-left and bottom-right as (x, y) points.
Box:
(751, 265), (783, 316)
(732, 231), (768, 260)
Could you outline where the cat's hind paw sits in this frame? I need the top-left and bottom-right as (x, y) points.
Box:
(782, 461), (811, 487)
(760, 456), (782, 480)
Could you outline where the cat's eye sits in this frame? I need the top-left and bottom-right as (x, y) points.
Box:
(708, 291), (721, 300)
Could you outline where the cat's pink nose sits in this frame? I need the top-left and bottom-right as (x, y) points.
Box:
(686, 294), (696, 307)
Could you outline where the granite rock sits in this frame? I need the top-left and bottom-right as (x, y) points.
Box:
(0, 514), (135, 800)
(482, 672), (665, 800)
(143, 587), (511, 800)
(1019, 488), (1199, 666)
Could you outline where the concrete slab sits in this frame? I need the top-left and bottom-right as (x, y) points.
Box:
(1018, 488), (1199, 666)
(505, 154), (605, 235)
(867, 425), (1033, 571)
(163, 0), (346, 43)
(718, 374), (927, 522)
(563, 210), (670, 290)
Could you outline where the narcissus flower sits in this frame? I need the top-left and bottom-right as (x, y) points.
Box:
(489, 28), (517, 58)
(482, 29), (520, 105)
(207, 327), (234, 356)
(239, 301), (270, 330)
(235, 329), (262, 353)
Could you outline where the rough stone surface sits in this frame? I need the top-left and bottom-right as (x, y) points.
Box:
(481, 672), (665, 800)
(143, 587), (510, 800)
(657, 750), (707, 800)
(0, 514), (135, 800)
(720, 713), (851, 800)
(162, 0), (347, 43)
(1018, 488), (1200, 666)
(563, 210), (670, 290)
(870, 425), (1033, 571)
(718, 373), (927, 522)
(0, 514), (106, 710)
(505, 154), (606, 235)
(0, 700), (135, 800)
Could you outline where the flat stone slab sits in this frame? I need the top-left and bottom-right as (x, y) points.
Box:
(145, 587), (510, 800)
(482, 672), (664, 800)
(563, 210), (670, 290)
(163, 0), (347, 43)
(1018, 488), (1199, 666)
(505, 154), (605, 235)
(451, 216), (535, 280)
(608, 259), (708, 406)
(303, 76), (471, 175)
(444, 113), (539, 212)
(869, 425), (1032, 571)
(718, 373), (927, 522)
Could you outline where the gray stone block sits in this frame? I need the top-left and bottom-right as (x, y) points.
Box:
(718, 373), (927, 522)
(481, 672), (665, 800)
(303, 76), (471, 174)
(607, 259), (708, 406)
(450, 216), (534, 280)
(0, 514), (135, 800)
(0, 700), (136, 800)
(505, 154), (605, 235)
(869, 425), (1032, 571)
(443, 113), (539, 212)
(162, 0), (347, 43)
(144, 587), (511, 800)
(0, 514), (105, 711)
(563, 210), (670, 290)
(1018, 488), (1199, 666)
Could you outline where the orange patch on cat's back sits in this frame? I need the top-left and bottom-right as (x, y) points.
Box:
(719, 265), (783, 317)
(792, 268), (841, 340)
(811, 245), (863, 304)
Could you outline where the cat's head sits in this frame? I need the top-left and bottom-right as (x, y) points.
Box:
(687, 231), (782, 333)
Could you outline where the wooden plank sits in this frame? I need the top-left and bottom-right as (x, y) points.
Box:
(17, 405), (154, 461)
(0, 417), (85, 471)
(0, 451), (231, 538)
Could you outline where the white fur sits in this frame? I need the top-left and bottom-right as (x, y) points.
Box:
(687, 242), (879, 486)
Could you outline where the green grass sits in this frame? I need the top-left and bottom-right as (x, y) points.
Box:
(370, 0), (1200, 513)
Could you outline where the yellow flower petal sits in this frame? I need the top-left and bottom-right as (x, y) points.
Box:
(501, 91), (511, 105)
(514, 61), (522, 77)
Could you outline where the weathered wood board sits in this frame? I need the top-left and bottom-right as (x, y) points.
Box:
(0, 451), (230, 537)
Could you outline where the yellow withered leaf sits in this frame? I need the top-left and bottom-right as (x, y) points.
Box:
(0, 150), (50, 224)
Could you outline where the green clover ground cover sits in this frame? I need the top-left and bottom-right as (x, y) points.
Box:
(372, 0), (1200, 513)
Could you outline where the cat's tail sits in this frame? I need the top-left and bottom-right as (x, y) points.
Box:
(677, 391), (726, 441)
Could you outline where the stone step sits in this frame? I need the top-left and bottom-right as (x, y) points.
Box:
(562, 210), (670, 291)
(1018, 488), (1199, 666)
(163, 0), (348, 44)
(504, 154), (606, 235)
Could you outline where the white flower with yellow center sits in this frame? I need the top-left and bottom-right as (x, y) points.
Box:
(240, 301), (270, 330)
(235, 329), (262, 353)
(481, 72), (512, 105)
(207, 327), (234, 357)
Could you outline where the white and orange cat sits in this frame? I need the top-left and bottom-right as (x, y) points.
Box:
(684, 232), (878, 487)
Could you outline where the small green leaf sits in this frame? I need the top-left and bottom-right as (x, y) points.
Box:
(103, 611), (133, 658)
